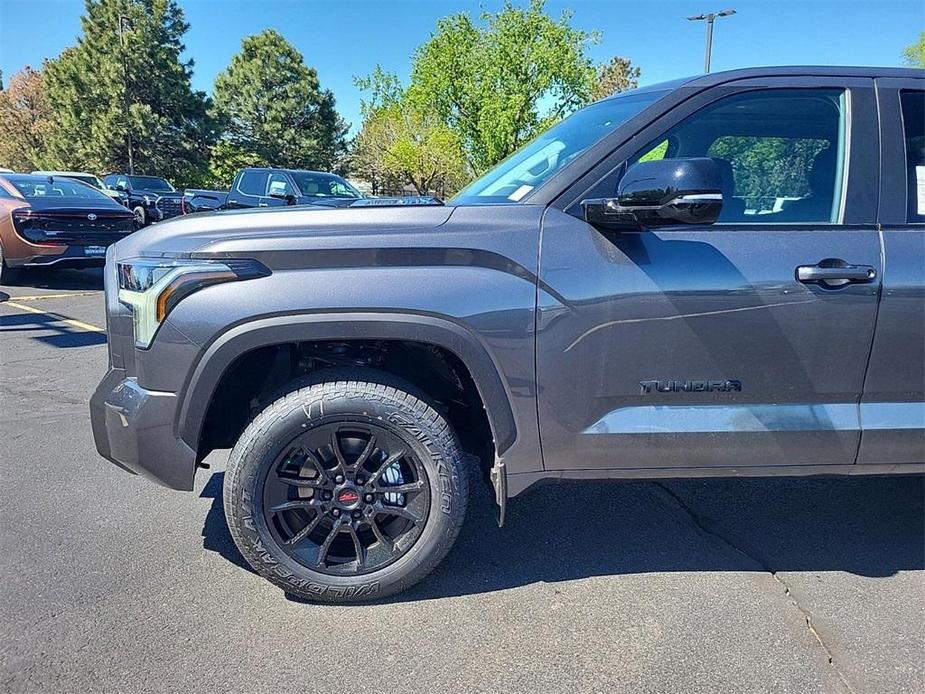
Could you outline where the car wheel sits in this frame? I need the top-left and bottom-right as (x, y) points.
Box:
(0, 242), (19, 285)
(224, 373), (469, 603)
(132, 205), (147, 228)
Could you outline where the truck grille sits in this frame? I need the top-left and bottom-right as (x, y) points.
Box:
(155, 196), (183, 219)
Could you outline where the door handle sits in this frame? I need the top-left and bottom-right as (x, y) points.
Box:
(796, 261), (877, 285)
(258, 202), (268, 207)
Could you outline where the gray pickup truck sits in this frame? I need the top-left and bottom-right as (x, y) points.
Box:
(91, 67), (924, 603)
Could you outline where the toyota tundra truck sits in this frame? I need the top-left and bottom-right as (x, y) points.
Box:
(91, 67), (925, 603)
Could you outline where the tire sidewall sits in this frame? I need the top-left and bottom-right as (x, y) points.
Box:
(132, 206), (147, 228)
(225, 382), (465, 602)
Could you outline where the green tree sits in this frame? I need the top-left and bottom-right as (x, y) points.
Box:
(408, 0), (598, 172)
(211, 29), (348, 176)
(42, 0), (215, 186)
(591, 56), (640, 101)
(0, 67), (50, 171)
(352, 69), (467, 197)
(902, 31), (925, 67)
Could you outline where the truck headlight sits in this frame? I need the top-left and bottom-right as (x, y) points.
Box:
(117, 258), (269, 348)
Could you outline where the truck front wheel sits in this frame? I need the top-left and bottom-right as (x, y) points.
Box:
(223, 375), (469, 602)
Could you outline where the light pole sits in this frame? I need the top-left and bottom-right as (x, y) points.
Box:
(687, 9), (736, 73)
(117, 15), (134, 174)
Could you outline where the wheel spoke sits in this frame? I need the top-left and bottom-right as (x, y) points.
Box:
(278, 476), (324, 489)
(270, 498), (321, 513)
(378, 480), (425, 494)
(374, 503), (421, 524)
(368, 449), (405, 485)
(283, 511), (323, 546)
(330, 430), (349, 473)
(345, 524), (366, 569)
(315, 520), (343, 568)
(367, 516), (393, 549)
(355, 434), (377, 469)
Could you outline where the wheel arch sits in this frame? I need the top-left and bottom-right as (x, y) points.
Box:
(177, 312), (517, 461)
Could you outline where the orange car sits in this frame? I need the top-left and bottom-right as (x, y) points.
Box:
(0, 173), (136, 283)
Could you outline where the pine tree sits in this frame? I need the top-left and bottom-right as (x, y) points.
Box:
(43, 0), (215, 186)
(211, 29), (348, 175)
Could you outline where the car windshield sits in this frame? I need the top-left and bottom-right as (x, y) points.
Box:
(289, 172), (362, 199)
(68, 175), (103, 188)
(129, 176), (174, 192)
(5, 175), (113, 201)
(452, 91), (668, 204)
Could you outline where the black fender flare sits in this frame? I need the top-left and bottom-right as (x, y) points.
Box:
(176, 311), (518, 456)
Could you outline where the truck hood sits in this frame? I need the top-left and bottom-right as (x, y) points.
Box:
(136, 189), (183, 199)
(112, 204), (457, 259)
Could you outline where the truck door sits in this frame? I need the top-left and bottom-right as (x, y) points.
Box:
(226, 169), (269, 209)
(536, 78), (882, 471)
(263, 172), (295, 207)
(857, 80), (925, 464)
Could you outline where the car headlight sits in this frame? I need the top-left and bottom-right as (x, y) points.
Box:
(118, 258), (269, 348)
(143, 195), (153, 205)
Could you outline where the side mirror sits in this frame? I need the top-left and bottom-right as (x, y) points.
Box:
(268, 190), (294, 201)
(116, 183), (129, 192)
(582, 157), (724, 229)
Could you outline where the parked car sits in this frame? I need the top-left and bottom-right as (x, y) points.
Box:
(102, 174), (183, 227)
(91, 66), (924, 603)
(32, 170), (129, 207)
(0, 173), (135, 283)
(183, 168), (364, 213)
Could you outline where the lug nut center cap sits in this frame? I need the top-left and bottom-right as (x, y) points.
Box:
(335, 487), (361, 509)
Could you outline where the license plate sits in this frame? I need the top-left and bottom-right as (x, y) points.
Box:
(84, 245), (107, 256)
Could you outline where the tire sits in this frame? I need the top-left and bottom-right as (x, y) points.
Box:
(223, 373), (469, 603)
(0, 241), (19, 285)
(132, 205), (147, 228)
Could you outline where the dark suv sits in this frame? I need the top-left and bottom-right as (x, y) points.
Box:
(91, 67), (925, 603)
(102, 174), (184, 227)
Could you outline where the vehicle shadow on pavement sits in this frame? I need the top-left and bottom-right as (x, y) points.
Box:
(0, 311), (106, 347)
(1, 267), (104, 291)
(199, 470), (924, 602)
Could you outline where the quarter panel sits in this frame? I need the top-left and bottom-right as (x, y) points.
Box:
(858, 229), (925, 463)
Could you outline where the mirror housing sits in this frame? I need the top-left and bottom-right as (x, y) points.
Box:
(582, 157), (724, 229)
(268, 190), (296, 204)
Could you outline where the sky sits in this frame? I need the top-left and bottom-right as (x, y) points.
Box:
(1, 0), (923, 134)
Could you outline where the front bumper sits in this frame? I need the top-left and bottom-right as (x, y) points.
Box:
(90, 368), (197, 490)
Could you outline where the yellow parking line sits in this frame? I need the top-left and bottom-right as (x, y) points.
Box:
(9, 291), (102, 302)
(1, 300), (105, 333)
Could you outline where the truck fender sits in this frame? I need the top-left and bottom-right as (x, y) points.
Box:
(176, 311), (519, 460)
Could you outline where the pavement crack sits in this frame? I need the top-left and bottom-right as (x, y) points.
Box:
(651, 481), (857, 694)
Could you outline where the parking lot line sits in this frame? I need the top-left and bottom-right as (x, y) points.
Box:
(1, 300), (105, 333)
(9, 291), (102, 302)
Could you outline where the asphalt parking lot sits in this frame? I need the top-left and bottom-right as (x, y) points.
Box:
(1, 267), (923, 694)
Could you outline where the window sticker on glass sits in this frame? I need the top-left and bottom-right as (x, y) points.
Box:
(508, 185), (534, 201)
(916, 166), (925, 216)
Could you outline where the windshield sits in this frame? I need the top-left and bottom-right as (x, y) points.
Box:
(452, 91), (667, 204)
(68, 175), (103, 188)
(289, 172), (362, 199)
(129, 176), (174, 192)
(6, 175), (114, 202)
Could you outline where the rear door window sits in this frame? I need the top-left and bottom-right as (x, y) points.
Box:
(237, 170), (269, 197)
(900, 90), (925, 222)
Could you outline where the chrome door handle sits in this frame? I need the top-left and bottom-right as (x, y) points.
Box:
(796, 261), (877, 285)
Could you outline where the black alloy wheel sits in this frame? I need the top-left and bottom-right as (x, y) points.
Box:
(262, 422), (430, 575)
